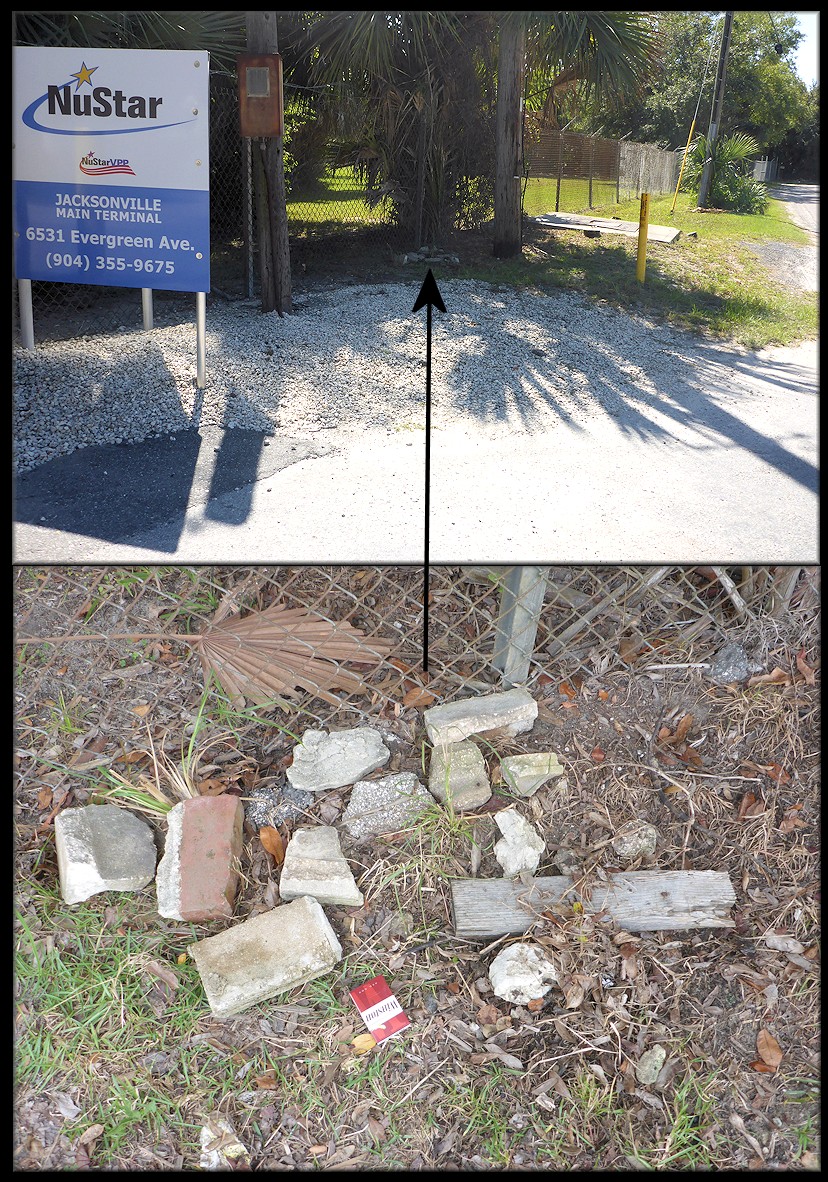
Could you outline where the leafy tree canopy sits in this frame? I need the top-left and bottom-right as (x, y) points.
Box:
(575, 10), (812, 156)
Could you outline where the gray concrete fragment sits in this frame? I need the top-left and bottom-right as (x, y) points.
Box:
(705, 642), (762, 685)
(155, 801), (183, 918)
(428, 741), (491, 811)
(500, 752), (564, 797)
(342, 772), (432, 840)
(488, 943), (558, 1005)
(612, 821), (659, 861)
(54, 804), (157, 905)
(188, 896), (342, 1017)
(493, 807), (546, 877)
(635, 1044), (667, 1086)
(424, 688), (537, 746)
(287, 727), (390, 793)
(279, 826), (364, 906)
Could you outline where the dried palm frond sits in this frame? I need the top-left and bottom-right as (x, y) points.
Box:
(193, 602), (394, 707)
(17, 602), (395, 708)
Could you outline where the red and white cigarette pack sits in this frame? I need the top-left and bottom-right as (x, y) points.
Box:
(349, 975), (410, 1043)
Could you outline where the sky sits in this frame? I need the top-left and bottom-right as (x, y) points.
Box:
(793, 11), (819, 87)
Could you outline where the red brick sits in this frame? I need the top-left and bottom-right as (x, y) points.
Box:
(176, 795), (244, 922)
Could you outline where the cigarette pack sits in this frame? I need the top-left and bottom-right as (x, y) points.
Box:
(349, 975), (410, 1043)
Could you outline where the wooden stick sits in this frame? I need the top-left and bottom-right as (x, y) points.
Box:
(451, 870), (736, 938)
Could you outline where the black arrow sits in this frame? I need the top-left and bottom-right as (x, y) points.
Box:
(412, 268), (446, 673)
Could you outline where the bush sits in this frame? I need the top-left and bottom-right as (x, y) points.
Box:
(681, 131), (768, 214)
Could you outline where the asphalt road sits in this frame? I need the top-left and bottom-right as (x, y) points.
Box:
(13, 184), (818, 566)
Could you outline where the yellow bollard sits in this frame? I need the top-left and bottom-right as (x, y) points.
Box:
(636, 192), (650, 284)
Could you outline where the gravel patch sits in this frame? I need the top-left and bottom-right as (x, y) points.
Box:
(11, 279), (749, 474)
(742, 239), (818, 293)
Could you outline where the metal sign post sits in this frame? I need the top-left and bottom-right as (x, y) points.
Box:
(13, 46), (210, 386)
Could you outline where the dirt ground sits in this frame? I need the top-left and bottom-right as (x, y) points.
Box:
(13, 566), (820, 1170)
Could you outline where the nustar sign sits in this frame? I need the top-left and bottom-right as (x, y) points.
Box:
(13, 46), (210, 293)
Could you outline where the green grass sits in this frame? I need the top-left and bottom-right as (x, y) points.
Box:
(455, 189), (816, 349)
(288, 170), (390, 230)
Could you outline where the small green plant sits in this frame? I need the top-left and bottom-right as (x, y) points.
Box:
(47, 691), (91, 738)
(682, 131), (769, 214)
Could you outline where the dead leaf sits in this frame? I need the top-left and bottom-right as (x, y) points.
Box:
(351, 1033), (377, 1054)
(402, 685), (437, 708)
(748, 667), (791, 688)
(477, 1003), (500, 1025)
(366, 1116), (386, 1144)
(526, 997), (545, 1013)
(796, 647), (817, 685)
(764, 934), (805, 955)
(564, 982), (585, 1009)
(778, 804), (806, 834)
(77, 1123), (105, 1147)
(673, 713), (694, 744)
(737, 792), (765, 821)
(144, 958), (179, 991)
(763, 762), (791, 785)
(132, 703), (152, 717)
(254, 1070), (280, 1090)
(597, 689), (609, 701)
(196, 776), (230, 797)
(619, 635), (644, 664)
(590, 746), (605, 763)
(259, 825), (285, 865)
(756, 1029), (784, 1070)
(559, 681), (578, 700)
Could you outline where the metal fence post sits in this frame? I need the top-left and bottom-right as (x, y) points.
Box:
(491, 567), (550, 686)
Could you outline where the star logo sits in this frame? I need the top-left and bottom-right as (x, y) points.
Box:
(70, 62), (98, 90)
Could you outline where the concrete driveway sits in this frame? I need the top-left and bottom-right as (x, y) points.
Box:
(13, 338), (818, 565)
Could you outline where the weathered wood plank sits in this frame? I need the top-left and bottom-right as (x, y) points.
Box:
(451, 871), (736, 938)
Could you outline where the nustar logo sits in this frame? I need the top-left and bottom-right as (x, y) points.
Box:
(21, 59), (194, 138)
(79, 150), (136, 177)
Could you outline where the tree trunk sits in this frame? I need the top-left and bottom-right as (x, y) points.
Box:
(246, 11), (291, 314)
(493, 20), (526, 258)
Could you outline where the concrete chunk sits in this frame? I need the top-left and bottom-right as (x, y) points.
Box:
(279, 826), (364, 907)
(287, 727), (390, 793)
(54, 804), (157, 905)
(428, 741), (491, 811)
(489, 943), (558, 1005)
(156, 795), (244, 921)
(342, 772), (432, 840)
(188, 896), (342, 1017)
(424, 689), (537, 746)
(500, 752), (564, 797)
(493, 807), (546, 877)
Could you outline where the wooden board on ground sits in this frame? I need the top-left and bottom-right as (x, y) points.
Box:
(451, 871), (736, 938)
(532, 212), (682, 244)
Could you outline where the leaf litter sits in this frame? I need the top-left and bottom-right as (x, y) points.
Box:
(13, 566), (821, 1170)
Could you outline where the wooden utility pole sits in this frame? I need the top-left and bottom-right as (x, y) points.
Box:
(492, 19), (526, 258)
(246, 11), (291, 314)
(698, 10), (734, 209)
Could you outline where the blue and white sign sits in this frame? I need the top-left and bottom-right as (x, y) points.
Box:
(13, 46), (210, 293)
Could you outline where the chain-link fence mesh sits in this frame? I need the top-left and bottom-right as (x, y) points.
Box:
(15, 565), (820, 798)
(523, 118), (680, 214)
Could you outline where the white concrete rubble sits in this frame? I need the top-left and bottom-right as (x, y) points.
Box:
(612, 821), (659, 861)
(423, 688), (537, 746)
(189, 896), (343, 1017)
(287, 727), (390, 793)
(342, 772), (432, 840)
(54, 804), (157, 905)
(279, 826), (364, 906)
(488, 943), (558, 1005)
(493, 807), (546, 877)
(428, 740), (491, 811)
(500, 752), (564, 797)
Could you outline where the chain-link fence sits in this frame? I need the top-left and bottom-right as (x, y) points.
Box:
(15, 565), (819, 798)
(523, 117), (680, 214)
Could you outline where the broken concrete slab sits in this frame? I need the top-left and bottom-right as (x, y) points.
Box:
(342, 772), (432, 841)
(54, 804), (157, 905)
(493, 807), (546, 877)
(532, 211), (681, 243)
(500, 752), (564, 797)
(188, 895), (343, 1017)
(279, 826), (364, 907)
(287, 727), (391, 793)
(429, 741), (491, 811)
(424, 688), (537, 747)
(488, 943), (558, 1005)
(156, 795), (244, 921)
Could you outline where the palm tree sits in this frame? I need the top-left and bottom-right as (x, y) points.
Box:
(493, 11), (658, 256)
